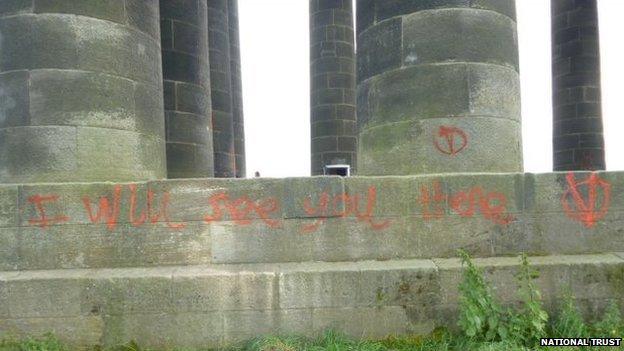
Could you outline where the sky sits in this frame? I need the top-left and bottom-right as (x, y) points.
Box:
(238, 0), (624, 178)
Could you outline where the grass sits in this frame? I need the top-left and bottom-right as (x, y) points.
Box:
(1, 330), (623, 351)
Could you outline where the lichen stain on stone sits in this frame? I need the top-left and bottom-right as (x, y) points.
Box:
(137, 43), (146, 56)
(404, 53), (418, 65)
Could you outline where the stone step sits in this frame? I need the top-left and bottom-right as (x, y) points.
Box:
(0, 253), (622, 348)
(1, 172), (622, 269)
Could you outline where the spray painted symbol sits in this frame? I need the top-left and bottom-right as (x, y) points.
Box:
(433, 126), (468, 156)
(561, 172), (611, 228)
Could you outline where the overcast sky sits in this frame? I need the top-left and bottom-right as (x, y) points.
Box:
(238, 0), (623, 178)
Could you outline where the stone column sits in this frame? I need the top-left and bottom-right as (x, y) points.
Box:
(310, 0), (357, 176)
(551, 0), (605, 171)
(161, 0), (214, 179)
(208, 0), (236, 178)
(357, 0), (522, 175)
(0, 0), (166, 183)
(228, 0), (246, 178)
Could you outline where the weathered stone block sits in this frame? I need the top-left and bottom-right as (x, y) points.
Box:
(0, 15), (78, 72)
(33, 0), (125, 25)
(18, 182), (147, 227)
(0, 7), (166, 184)
(15, 222), (210, 270)
(148, 178), (284, 223)
(0, 0), (32, 15)
(160, 0), (201, 25)
(523, 172), (624, 254)
(0, 229), (18, 271)
(0, 252), (622, 348)
(357, 17), (402, 83)
(212, 214), (413, 264)
(29, 70), (135, 128)
(525, 172), (624, 213)
(312, 306), (435, 339)
(413, 216), (501, 258)
(445, 173), (524, 213)
(101, 312), (223, 349)
(124, 0), (160, 40)
(173, 23), (205, 58)
(489, 217), (536, 256)
(0, 186), (17, 227)
(0, 317), (104, 347)
(7, 277), (83, 317)
(358, 121), (420, 176)
(402, 9), (518, 70)
(468, 64), (521, 121)
(374, 0), (469, 23)
(0, 70), (29, 128)
(223, 309), (312, 344)
(176, 82), (211, 116)
(165, 112), (211, 145)
(81, 267), (176, 316)
(434, 254), (624, 307)
(74, 17), (162, 85)
(172, 268), (277, 312)
(211, 220), (314, 264)
(134, 82), (166, 138)
(0, 126), (78, 184)
(279, 262), (361, 309)
(76, 128), (166, 181)
(282, 177), (344, 219)
(212, 123), (233, 155)
(344, 177), (416, 217)
(163, 51), (205, 88)
(366, 64), (470, 127)
(356, 0), (375, 34)
(358, 259), (439, 307)
(163, 80), (176, 110)
(564, 254), (624, 300)
(304, 217), (415, 261)
(526, 214), (624, 256)
(166, 143), (197, 177)
(434, 256), (547, 305)
(213, 152), (236, 178)
(359, 117), (523, 175)
(0, 274), (11, 318)
(160, 20), (173, 50)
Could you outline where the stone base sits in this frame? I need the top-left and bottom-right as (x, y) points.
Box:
(1, 172), (623, 270)
(0, 173), (622, 347)
(1, 253), (623, 348)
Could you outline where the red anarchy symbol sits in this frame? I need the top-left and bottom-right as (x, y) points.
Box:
(433, 126), (468, 156)
(561, 172), (611, 228)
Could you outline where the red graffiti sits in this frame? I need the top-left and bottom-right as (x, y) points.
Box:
(128, 184), (186, 229)
(203, 192), (281, 228)
(449, 188), (514, 225)
(419, 182), (514, 225)
(25, 180), (520, 234)
(420, 181), (447, 220)
(561, 172), (611, 228)
(301, 186), (391, 233)
(81, 185), (184, 231)
(433, 126), (468, 156)
(27, 195), (70, 228)
(82, 185), (122, 230)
